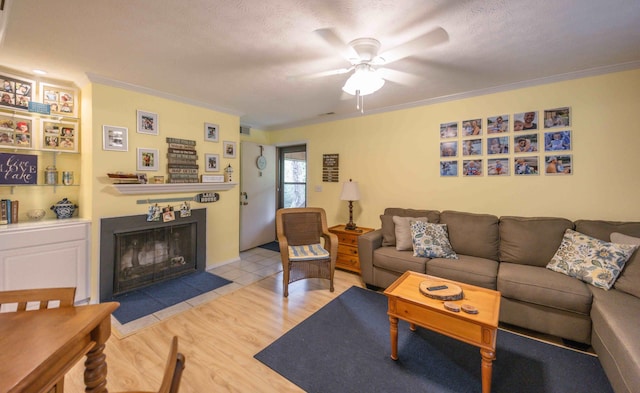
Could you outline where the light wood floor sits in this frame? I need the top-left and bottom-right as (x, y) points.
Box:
(65, 269), (364, 393)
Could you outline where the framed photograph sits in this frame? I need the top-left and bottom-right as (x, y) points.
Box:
(204, 122), (219, 142)
(39, 82), (78, 117)
(462, 119), (482, 136)
(205, 153), (220, 172)
(487, 115), (509, 133)
(102, 125), (128, 151)
(487, 136), (509, 155)
(514, 156), (539, 175)
(440, 122), (458, 139)
(137, 110), (159, 135)
(223, 140), (236, 158)
(440, 141), (458, 157)
(41, 119), (79, 153)
(1, 72), (35, 111)
(544, 107), (571, 128)
(440, 160), (458, 177)
(545, 154), (572, 175)
(544, 130), (571, 151)
(0, 114), (34, 149)
(462, 138), (482, 156)
(137, 148), (159, 171)
(514, 111), (538, 131)
(463, 159), (483, 176)
(488, 158), (509, 176)
(513, 134), (539, 153)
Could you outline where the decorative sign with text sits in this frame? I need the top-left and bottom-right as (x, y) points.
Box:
(0, 153), (38, 184)
(322, 154), (339, 182)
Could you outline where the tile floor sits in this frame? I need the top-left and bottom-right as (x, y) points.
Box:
(112, 246), (282, 337)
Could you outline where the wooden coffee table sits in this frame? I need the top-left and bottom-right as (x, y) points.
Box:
(384, 271), (501, 393)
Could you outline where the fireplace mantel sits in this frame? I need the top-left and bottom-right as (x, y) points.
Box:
(112, 182), (237, 195)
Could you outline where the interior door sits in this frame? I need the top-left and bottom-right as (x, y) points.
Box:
(239, 141), (276, 251)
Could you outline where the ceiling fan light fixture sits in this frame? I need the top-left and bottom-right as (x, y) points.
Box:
(342, 64), (385, 96)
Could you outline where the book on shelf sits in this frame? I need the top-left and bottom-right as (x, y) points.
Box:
(1, 199), (18, 224)
(11, 200), (18, 223)
(0, 199), (8, 224)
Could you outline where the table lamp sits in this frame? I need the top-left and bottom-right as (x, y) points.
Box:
(340, 179), (361, 230)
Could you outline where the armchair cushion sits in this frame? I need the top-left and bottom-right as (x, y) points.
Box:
(288, 243), (330, 261)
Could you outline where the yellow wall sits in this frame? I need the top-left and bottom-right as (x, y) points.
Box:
(88, 83), (240, 300)
(268, 69), (640, 228)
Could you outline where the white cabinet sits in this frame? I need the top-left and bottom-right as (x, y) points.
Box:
(0, 219), (90, 303)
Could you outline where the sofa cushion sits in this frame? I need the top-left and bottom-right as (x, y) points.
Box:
(440, 210), (499, 260)
(499, 216), (573, 267)
(547, 229), (638, 290)
(373, 247), (427, 275)
(392, 216), (428, 251)
(610, 232), (640, 298)
(380, 208), (440, 246)
(410, 221), (457, 259)
(427, 255), (498, 289)
(498, 263), (592, 315)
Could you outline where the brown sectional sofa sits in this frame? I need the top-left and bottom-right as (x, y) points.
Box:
(358, 208), (640, 393)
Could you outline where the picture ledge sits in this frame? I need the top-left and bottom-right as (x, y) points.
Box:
(112, 182), (237, 195)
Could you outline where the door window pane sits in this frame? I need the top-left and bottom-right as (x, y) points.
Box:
(283, 184), (306, 208)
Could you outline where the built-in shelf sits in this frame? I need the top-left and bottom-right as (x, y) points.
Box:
(112, 182), (237, 195)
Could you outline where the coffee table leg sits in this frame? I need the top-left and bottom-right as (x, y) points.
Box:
(389, 315), (399, 360)
(480, 348), (495, 393)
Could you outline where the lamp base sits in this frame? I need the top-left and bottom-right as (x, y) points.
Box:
(345, 222), (357, 231)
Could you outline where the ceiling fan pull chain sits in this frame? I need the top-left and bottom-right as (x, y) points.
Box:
(360, 94), (364, 114)
(356, 89), (361, 111)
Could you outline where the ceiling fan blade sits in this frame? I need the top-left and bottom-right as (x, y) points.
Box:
(288, 67), (353, 81)
(314, 28), (358, 61)
(376, 68), (422, 86)
(376, 27), (449, 65)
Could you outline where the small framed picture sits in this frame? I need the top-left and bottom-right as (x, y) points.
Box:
(544, 107), (571, 128)
(514, 111), (538, 131)
(462, 119), (482, 136)
(162, 206), (175, 222)
(102, 125), (128, 151)
(463, 159), (483, 176)
(544, 130), (571, 151)
(487, 136), (509, 155)
(514, 156), (539, 175)
(545, 155), (572, 175)
(488, 158), (509, 176)
(137, 110), (159, 135)
(440, 122), (458, 139)
(223, 140), (237, 158)
(0, 114), (33, 149)
(137, 148), (159, 171)
(440, 141), (458, 157)
(204, 122), (219, 142)
(462, 138), (482, 156)
(440, 160), (458, 177)
(513, 134), (539, 153)
(205, 153), (220, 172)
(487, 115), (509, 133)
(39, 82), (78, 117)
(42, 120), (79, 153)
(1, 72), (35, 111)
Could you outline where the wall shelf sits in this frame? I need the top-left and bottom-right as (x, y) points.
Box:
(112, 182), (237, 195)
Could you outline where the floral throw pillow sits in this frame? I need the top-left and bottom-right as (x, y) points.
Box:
(410, 221), (458, 259)
(547, 229), (639, 290)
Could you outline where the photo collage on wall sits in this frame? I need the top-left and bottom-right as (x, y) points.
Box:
(439, 107), (572, 177)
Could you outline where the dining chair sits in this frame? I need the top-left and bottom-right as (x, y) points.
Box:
(276, 207), (338, 297)
(0, 287), (76, 312)
(113, 336), (186, 393)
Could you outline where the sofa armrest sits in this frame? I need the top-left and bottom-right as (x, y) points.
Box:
(358, 229), (382, 285)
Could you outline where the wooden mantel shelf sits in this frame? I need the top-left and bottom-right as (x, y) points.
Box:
(112, 182), (237, 195)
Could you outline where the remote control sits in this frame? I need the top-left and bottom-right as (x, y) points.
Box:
(427, 285), (448, 291)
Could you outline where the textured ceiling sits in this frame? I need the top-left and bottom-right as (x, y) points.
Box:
(1, 0), (639, 130)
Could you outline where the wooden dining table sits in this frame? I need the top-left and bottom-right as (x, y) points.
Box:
(0, 302), (119, 393)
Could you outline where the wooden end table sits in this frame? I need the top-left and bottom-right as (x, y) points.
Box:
(384, 271), (501, 393)
(328, 224), (374, 274)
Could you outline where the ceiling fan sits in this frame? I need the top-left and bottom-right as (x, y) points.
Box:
(303, 27), (449, 112)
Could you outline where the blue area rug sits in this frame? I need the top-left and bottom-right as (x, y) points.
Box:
(258, 241), (280, 252)
(255, 286), (613, 393)
(111, 271), (231, 324)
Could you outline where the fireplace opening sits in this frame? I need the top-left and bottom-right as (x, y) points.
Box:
(100, 208), (206, 301)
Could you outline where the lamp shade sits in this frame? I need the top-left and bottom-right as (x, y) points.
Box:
(340, 179), (360, 201)
(342, 65), (385, 96)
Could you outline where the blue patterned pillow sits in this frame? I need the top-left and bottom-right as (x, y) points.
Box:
(547, 229), (639, 289)
(410, 221), (458, 259)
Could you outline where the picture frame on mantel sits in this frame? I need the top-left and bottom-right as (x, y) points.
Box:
(136, 110), (159, 135)
(205, 153), (220, 172)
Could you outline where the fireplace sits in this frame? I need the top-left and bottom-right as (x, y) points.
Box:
(100, 208), (206, 301)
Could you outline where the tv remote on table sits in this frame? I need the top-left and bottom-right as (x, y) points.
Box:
(427, 285), (448, 291)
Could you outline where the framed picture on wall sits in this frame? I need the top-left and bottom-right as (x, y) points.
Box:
(41, 119), (79, 153)
(0, 113), (34, 149)
(513, 134), (539, 153)
(0, 72), (34, 111)
(487, 136), (509, 154)
(487, 115), (509, 133)
(488, 158), (509, 176)
(204, 122), (219, 142)
(462, 118), (482, 136)
(137, 148), (159, 171)
(137, 110), (159, 135)
(544, 130), (571, 151)
(513, 111), (538, 131)
(39, 82), (79, 117)
(514, 156), (539, 175)
(205, 153), (220, 172)
(440, 121), (458, 139)
(462, 159), (482, 176)
(543, 107), (571, 128)
(440, 160), (458, 177)
(545, 154), (572, 175)
(440, 141), (457, 157)
(223, 140), (236, 158)
(102, 125), (128, 151)
(462, 138), (482, 156)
